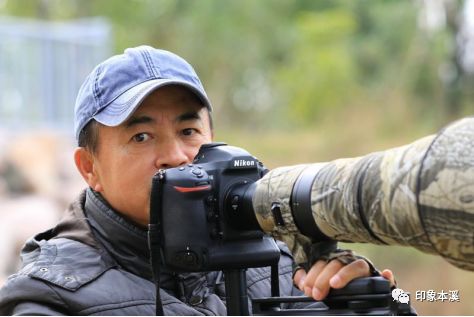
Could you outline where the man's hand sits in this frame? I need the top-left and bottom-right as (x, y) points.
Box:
(293, 259), (396, 301)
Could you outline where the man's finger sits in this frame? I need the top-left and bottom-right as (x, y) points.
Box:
(293, 268), (306, 291)
(381, 269), (396, 287)
(302, 260), (327, 297)
(328, 259), (370, 289)
(311, 259), (344, 300)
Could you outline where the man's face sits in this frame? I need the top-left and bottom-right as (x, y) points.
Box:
(85, 85), (213, 226)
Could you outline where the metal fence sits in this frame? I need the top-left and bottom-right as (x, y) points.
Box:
(0, 17), (112, 132)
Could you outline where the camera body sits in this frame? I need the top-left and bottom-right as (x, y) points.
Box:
(151, 142), (281, 272)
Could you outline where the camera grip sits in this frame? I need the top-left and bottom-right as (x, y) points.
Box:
(156, 165), (213, 271)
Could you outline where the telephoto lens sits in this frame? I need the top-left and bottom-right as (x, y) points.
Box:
(252, 117), (474, 271)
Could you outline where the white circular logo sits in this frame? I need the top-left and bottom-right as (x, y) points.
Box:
(392, 288), (409, 303)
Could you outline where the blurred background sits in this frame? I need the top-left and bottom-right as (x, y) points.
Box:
(0, 0), (473, 314)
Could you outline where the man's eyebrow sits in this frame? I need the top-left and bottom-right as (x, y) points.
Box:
(175, 111), (201, 123)
(125, 115), (155, 128)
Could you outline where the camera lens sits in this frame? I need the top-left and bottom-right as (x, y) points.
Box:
(225, 181), (261, 231)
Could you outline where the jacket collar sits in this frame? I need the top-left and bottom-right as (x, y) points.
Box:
(84, 189), (180, 294)
(84, 188), (153, 280)
(53, 190), (98, 249)
(45, 188), (179, 295)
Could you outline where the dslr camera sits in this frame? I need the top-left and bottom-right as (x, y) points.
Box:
(150, 142), (281, 272)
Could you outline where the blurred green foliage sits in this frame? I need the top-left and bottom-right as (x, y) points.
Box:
(1, 0), (473, 314)
(1, 0), (472, 134)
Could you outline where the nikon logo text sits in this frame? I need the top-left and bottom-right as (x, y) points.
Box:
(233, 160), (255, 167)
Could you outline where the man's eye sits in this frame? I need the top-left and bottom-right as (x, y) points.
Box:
(132, 133), (151, 143)
(182, 128), (196, 136)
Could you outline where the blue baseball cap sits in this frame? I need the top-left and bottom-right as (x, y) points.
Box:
(74, 45), (212, 142)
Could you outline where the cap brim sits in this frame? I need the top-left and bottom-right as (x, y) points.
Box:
(93, 79), (212, 127)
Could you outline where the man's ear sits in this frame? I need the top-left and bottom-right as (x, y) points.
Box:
(74, 148), (102, 192)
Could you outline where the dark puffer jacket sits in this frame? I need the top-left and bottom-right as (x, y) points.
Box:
(0, 189), (315, 315)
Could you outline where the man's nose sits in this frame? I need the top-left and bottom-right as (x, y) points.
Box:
(155, 140), (190, 169)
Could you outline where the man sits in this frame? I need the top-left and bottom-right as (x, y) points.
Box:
(0, 46), (393, 315)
